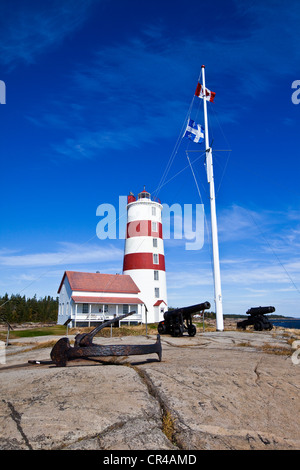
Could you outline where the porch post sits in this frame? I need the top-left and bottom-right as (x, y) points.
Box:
(88, 303), (91, 327)
(75, 303), (78, 327)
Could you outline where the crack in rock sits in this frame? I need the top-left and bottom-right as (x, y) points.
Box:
(2, 400), (32, 450)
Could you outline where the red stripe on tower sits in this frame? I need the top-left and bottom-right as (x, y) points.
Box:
(123, 253), (165, 271)
(126, 220), (163, 239)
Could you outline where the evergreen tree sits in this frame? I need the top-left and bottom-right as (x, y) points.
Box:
(0, 294), (58, 323)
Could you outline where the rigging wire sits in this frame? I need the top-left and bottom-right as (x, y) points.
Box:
(209, 104), (232, 198)
(209, 102), (300, 296)
(186, 153), (214, 286)
(186, 153), (204, 203)
(213, 150), (232, 198)
(153, 150), (206, 193)
(154, 94), (195, 198)
(245, 209), (300, 296)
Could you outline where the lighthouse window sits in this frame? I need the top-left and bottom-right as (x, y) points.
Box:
(153, 253), (159, 264)
(152, 221), (157, 232)
(154, 270), (159, 280)
(153, 238), (158, 247)
(123, 304), (129, 314)
(152, 207), (156, 216)
(155, 288), (160, 298)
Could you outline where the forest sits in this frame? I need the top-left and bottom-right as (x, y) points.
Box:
(0, 294), (58, 323)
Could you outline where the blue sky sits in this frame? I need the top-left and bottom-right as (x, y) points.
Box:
(1, 0), (300, 317)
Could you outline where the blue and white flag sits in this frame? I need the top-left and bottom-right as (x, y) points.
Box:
(183, 119), (204, 143)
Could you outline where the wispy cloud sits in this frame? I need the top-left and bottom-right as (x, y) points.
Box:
(0, 0), (96, 66)
(166, 254), (300, 313)
(0, 241), (123, 267)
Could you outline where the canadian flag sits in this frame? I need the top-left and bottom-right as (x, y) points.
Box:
(195, 83), (216, 103)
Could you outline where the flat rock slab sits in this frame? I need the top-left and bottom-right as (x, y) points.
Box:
(0, 365), (172, 450)
(1, 329), (300, 450)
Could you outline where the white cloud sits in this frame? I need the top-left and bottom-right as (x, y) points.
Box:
(0, 0), (96, 66)
(0, 241), (123, 268)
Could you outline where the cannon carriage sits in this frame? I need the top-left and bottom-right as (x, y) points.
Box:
(158, 301), (211, 337)
(237, 306), (275, 331)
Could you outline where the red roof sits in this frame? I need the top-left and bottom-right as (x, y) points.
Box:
(58, 271), (140, 294)
(71, 296), (143, 304)
(153, 300), (167, 307)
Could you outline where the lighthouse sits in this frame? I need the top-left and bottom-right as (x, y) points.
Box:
(123, 188), (168, 324)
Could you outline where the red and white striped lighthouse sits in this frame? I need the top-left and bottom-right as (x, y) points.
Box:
(123, 188), (168, 323)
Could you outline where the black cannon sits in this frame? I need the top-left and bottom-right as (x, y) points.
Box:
(158, 302), (211, 337)
(237, 306), (275, 331)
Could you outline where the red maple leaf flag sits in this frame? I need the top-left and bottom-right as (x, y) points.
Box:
(195, 83), (216, 103)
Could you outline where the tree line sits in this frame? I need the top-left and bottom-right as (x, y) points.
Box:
(0, 294), (58, 323)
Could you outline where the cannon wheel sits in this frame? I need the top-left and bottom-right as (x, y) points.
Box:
(173, 325), (184, 337)
(254, 321), (263, 331)
(158, 322), (167, 335)
(188, 324), (197, 336)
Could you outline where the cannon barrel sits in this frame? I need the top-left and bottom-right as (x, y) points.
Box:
(159, 301), (211, 337)
(164, 302), (210, 321)
(246, 306), (275, 316)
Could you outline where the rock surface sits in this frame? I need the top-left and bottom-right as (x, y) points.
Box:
(1, 328), (299, 450)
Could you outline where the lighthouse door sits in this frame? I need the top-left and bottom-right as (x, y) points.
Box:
(154, 305), (164, 323)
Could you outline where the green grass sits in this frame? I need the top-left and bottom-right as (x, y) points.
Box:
(0, 324), (67, 341)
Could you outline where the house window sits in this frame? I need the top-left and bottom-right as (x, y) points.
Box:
(152, 207), (156, 216)
(153, 238), (158, 248)
(99, 304), (109, 313)
(152, 221), (157, 232)
(154, 270), (159, 281)
(123, 304), (129, 314)
(82, 303), (89, 313)
(153, 253), (159, 264)
(155, 288), (160, 298)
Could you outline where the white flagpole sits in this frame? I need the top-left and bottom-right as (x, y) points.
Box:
(201, 65), (224, 331)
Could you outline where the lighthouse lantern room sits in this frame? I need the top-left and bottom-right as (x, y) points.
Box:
(123, 188), (168, 324)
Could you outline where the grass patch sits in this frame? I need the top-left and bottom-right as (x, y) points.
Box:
(6, 339), (62, 357)
(194, 322), (215, 331)
(236, 341), (252, 348)
(235, 340), (291, 355)
(162, 411), (176, 443)
(0, 324), (67, 341)
(69, 323), (157, 338)
(30, 339), (65, 350)
(259, 343), (291, 356)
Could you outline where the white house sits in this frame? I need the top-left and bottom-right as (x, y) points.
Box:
(57, 271), (145, 327)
